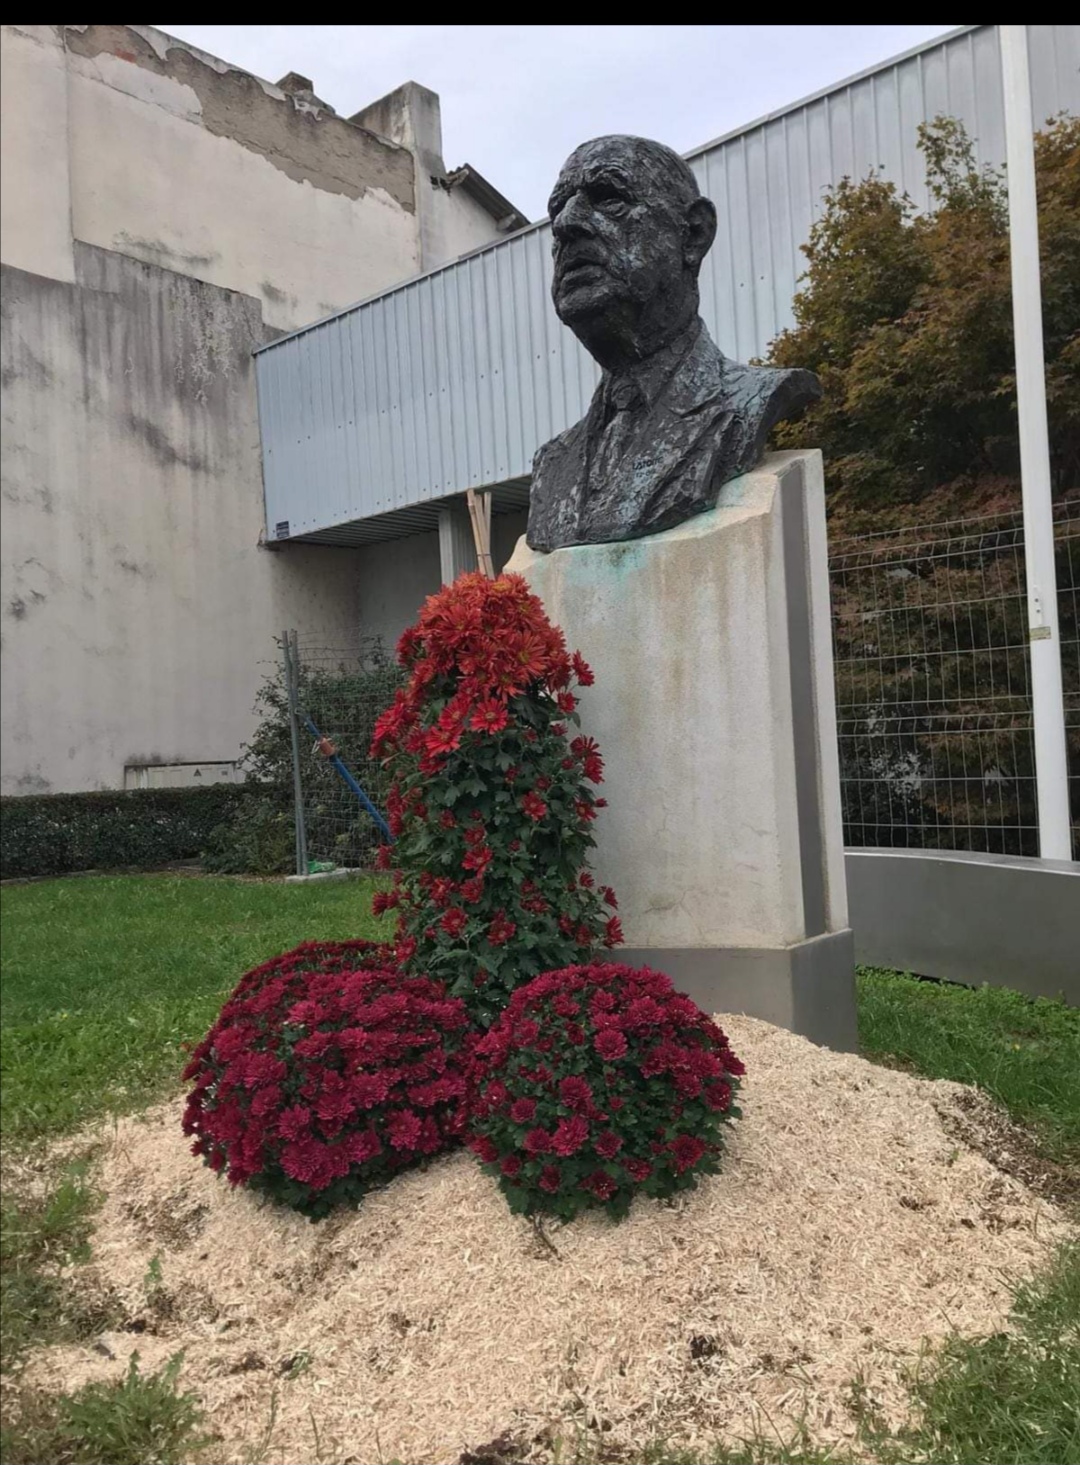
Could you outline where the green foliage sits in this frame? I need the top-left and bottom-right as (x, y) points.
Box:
(0, 873), (391, 1144)
(769, 113), (1080, 519)
(1, 1352), (211, 1465)
(857, 967), (1080, 1164)
(203, 642), (401, 875)
(0, 785), (247, 880)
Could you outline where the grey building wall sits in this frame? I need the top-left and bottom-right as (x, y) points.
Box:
(1, 247), (369, 794)
(0, 24), (512, 793)
(351, 506), (531, 656)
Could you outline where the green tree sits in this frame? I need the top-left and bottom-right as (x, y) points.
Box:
(769, 114), (1080, 524)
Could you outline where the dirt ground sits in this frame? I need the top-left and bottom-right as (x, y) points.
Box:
(18, 1015), (1074, 1464)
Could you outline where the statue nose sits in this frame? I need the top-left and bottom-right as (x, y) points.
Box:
(552, 191), (594, 239)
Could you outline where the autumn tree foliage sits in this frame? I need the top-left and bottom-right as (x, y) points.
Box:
(769, 114), (1080, 526)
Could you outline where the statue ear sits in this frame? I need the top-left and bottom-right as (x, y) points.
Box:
(684, 196), (717, 271)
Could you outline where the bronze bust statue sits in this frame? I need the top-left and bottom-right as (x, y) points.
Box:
(526, 135), (821, 553)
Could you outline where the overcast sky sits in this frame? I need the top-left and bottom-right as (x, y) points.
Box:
(157, 25), (960, 221)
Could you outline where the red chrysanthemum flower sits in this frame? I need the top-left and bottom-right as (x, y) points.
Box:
(551, 1114), (589, 1157)
(440, 907), (468, 939)
(585, 1171), (617, 1201)
(669, 1133), (708, 1173)
(603, 916), (624, 948)
(470, 698), (510, 734)
(558, 1075), (592, 1111)
(520, 790), (548, 822)
(571, 651), (594, 686)
(594, 1028), (628, 1061)
(181, 944), (472, 1219)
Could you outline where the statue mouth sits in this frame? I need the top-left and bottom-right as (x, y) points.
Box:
(555, 256), (610, 288)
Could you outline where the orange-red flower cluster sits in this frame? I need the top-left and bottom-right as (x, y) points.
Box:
(371, 573), (588, 775)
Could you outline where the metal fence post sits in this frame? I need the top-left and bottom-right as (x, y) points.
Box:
(1001, 25), (1072, 861)
(283, 628), (308, 877)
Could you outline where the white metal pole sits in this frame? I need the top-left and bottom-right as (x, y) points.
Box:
(1000, 25), (1072, 861)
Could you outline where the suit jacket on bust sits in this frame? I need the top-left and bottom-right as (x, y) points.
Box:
(526, 319), (820, 552)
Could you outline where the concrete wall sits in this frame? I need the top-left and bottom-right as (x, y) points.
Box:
(351, 80), (502, 275)
(1, 247), (367, 793)
(350, 506), (531, 658)
(0, 24), (509, 793)
(354, 531), (443, 656)
(847, 849), (1079, 1003)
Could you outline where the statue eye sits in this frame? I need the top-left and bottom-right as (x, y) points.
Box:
(592, 189), (630, 216)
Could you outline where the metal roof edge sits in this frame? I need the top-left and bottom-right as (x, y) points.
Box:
(254, 23), (984, 357)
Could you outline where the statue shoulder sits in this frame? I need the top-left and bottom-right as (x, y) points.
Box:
(531, 415), (587, 480)
(722, 359), (822, 427)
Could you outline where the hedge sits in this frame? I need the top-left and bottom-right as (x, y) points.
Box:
(0, 784), (250, 879)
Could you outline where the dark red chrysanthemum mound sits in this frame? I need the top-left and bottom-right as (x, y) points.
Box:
(181, 941), (473, 1219)
(467, 962), (744, 1221)
(370, 572), (620, 1027)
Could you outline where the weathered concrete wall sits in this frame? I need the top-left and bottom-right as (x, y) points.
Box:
(0, 26), (75, 284)
(0, 249), (366, 793)
(350, 506), (533, 660)
(0, 23), (510, 793)
(350, 80), (507, 273)
(61, 25), (421, 331)
(508, 453), (849, 951)
(354, 530), (443, 657)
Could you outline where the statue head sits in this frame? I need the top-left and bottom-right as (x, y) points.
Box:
(548, 135), (717, 373)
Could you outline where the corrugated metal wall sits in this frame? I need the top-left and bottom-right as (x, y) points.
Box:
(255, 23), (1080, 544)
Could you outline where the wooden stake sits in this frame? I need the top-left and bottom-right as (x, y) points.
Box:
(466, 487), (495, 578)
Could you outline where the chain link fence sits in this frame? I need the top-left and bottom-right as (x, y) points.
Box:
(828, 499), (1079, 859)
(282, 632), (401, 874)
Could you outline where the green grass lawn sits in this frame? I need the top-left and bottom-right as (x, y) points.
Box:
(2, 873), (1078, 1464)
(857, 966), (1080, 1166)
(1, 873), (390, 1144)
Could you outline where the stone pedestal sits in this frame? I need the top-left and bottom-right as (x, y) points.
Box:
(507, 450), (856, 1050)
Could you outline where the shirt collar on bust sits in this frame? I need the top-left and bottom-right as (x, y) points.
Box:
(601, 317), (704, 417)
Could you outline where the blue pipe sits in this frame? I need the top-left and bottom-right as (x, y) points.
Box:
(303, 714), (394, 844)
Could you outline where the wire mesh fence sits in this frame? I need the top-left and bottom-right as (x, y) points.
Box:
(273, 500), (1078, 874)
(283, 632), (402, 873)
(828, 499), (1079, 858)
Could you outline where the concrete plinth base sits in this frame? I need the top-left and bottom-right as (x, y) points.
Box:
(618, 929), (858, 1052)
(509, 449), (856, 1051)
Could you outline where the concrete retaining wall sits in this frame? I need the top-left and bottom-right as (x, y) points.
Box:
(846, 848), (1079, 1003)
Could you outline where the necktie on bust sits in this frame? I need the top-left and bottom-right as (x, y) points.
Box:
(588, 375), (644, 500)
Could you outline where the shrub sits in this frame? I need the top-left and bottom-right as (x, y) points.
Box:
(203, 641), (401, 875)
(181, 941), (473, 1219)
(370, 572), (622, 1027)
(0, 785), (248, 880)
(466, 962), (744, 1221)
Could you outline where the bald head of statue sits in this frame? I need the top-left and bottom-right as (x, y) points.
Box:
(547, 135), (718, 374)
